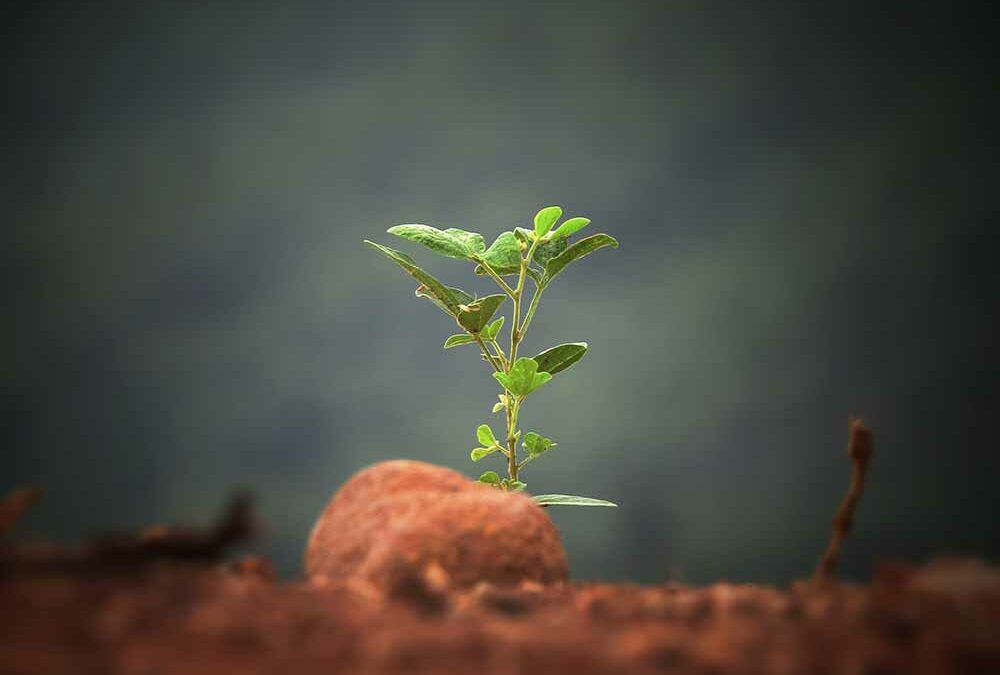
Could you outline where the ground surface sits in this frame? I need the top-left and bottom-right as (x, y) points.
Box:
(3, 555), (999, 674)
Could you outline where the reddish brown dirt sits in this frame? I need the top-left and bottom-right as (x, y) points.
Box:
(305, 461), (569, 588)
(2, 557), (1000, 674)
(4, 463), (999, 675)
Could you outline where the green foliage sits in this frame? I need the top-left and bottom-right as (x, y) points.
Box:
(532, 235), (568, 267)
(551, 217), (590, 241)
(543, 233), (619, 284)
(387, 224), (485, 259)
(523, 431), (556, 456)
(444, 334), (477, 349)
(416, 284), (473, 317)
(533, 206), (562, 238)
(364, 241), (463, 316)
(533, 494), (618, 507)
(457, 294), (506, 334)
(475, 231), (521, 276)
(492, 357), (551, 398)
(471, 446), (499, 461)
(476, 424), (498, 447)
(532, 343), (588, 376)
(366, 205), (619, 508)
(482, 316), (504, 340)
(478, 471), (501, 486)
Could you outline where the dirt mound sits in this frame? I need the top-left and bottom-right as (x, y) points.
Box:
(304, 460), (569, 589)
(4, 481), (999, 674)
(4, 558), (1000, 674)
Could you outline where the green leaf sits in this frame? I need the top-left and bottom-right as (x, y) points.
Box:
(526, 267), (544, 286)
(470, 446), (497, 462)
(514, 224), (565, 270)
(443, 228), (486, 256)
(416, 285), (473, 317)
(543, 233), (619, 284)
(532, 343), (588, 375)
(523, 431), (557, 456)
(483, 316), (505, 340)
(551, 217), (590, 240)
(475, 231), (521, 276)
(476, 424), (498, 447)
(492, 357), (552, 397)
(532, 494), (618, 507)
(444, 334), (476, 349)
(508, 480), (527, 492)
(532, 235), (567, 266)
(478, 471), (501, 486)
(387, 224), (482, 260)
(513, 227), (534, 245)
(457, 294), (506, 334)
(534, 206), (562, 238)
(364, 241), (463, 316)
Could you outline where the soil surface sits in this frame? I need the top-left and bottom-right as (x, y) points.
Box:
(3, 464), (998, 675)
(3, 555), (999, 674)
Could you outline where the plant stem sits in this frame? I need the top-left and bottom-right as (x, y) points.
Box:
(506, 397), (520, 481)
(500, 237), (545, 485)
(520, 283), (545, 335)
(476, 259), (516, 298)
(487, 339), (508, 370)
(474, 336), (502, 372)
(509, 237), (541, 364)
(510, 287), (522, 364)
(505, 281), (522, 482)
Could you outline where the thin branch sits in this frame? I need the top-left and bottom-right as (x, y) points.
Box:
(508, 238), (539, 364)
(475, 259), (516, 298)
(487, 338), (508, 370)
(2, 490), (257, 573)
(0, 486), (43, 537)
(474, 336), (503, 372)
(814, 418), (874, 582)
(519, 284), (545, 336)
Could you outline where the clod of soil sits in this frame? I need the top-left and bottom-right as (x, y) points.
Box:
(304, 460), (569, 589)
(4, 558), (1000, 674)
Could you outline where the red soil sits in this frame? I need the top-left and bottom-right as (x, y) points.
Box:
(3, 557), (999, 674)
(305, 461), (569, 589)
(3, 461), (999, 674)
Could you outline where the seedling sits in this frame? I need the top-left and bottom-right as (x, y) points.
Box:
(364, 206), (618, 508)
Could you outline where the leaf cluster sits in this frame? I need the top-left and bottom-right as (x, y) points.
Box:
(364, 206), (618, 508)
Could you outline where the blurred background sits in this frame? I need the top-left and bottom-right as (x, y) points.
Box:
(4, 1), (997, 584)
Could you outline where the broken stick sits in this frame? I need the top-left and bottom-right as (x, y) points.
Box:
(814, 418), (873, 582)
(0, 486), (43, 537)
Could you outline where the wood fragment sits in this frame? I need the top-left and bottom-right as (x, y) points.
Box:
(814, 418), (874, 582)
(1, 490), (256, 574)
(0, 486), (43, 537)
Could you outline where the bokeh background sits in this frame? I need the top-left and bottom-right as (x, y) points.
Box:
(5, 1), (997, 584)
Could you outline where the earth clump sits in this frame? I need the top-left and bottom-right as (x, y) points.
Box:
(304, 460), (569, 589)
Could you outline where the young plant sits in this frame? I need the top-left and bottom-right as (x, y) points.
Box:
(364, 206), (618, 508)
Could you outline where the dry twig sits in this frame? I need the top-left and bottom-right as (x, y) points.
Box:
(814, 418), (873, 582)
(1, 490), (257, 574)
(0, 486), (43, 537)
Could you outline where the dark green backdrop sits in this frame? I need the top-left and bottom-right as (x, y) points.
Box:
(5, 1), (997, 583)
